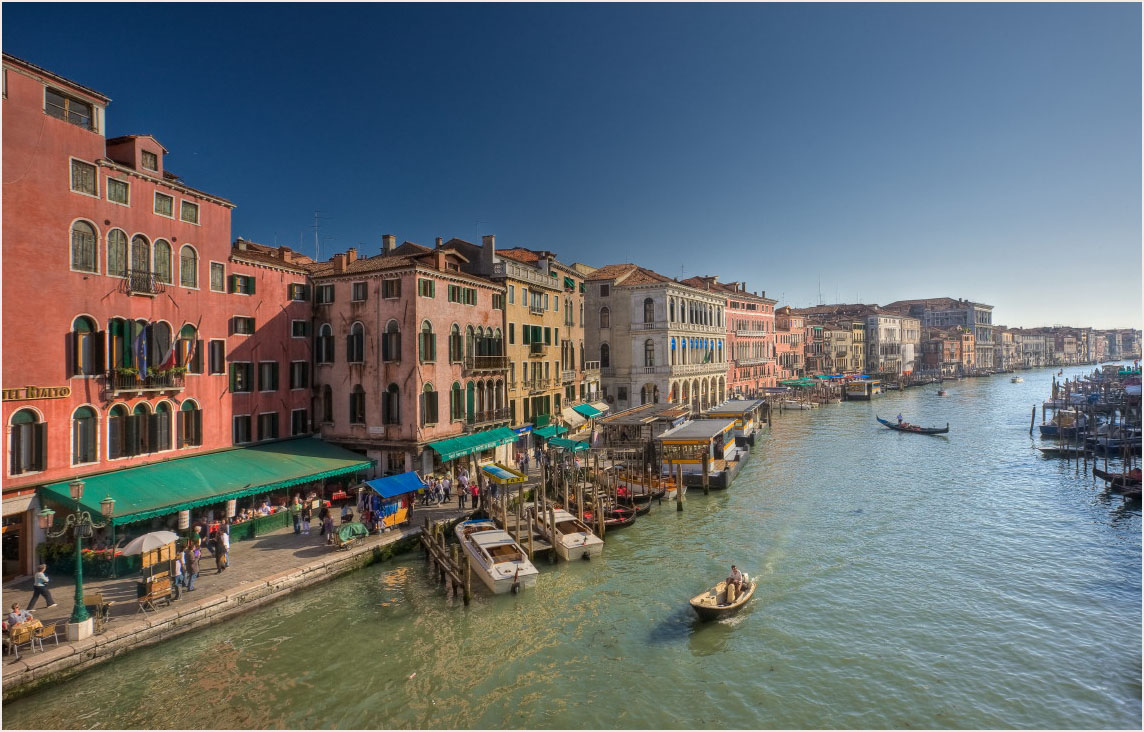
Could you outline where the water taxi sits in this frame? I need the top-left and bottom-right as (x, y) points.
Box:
(454, 519), (539, 594)
(531, 507), (603, 561)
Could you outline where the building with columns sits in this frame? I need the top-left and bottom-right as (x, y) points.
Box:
(680, 276), (777, 397)
(584, 265), (728, 413)
(883, 298), (994, 368)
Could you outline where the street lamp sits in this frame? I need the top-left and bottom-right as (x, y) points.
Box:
(38, 479), (115, 625)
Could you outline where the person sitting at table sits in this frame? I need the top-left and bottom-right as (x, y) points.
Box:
(259, 500), (272, 515)
(8, 603), (32, 626)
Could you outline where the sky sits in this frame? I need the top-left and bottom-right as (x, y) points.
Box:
(4, 3), (1140, 329)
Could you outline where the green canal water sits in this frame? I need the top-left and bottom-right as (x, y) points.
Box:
(4, 365), (1140, 729)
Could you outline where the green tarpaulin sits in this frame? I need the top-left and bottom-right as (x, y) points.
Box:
(564, 276), (575, 289)
(571, 403), (603, 418)
(534, 425), (568, 439)
(549, 437), (588, 452)
(40, 438), (373, 526)
(337, 522), (370, 542)
(428, 427), (518, 462)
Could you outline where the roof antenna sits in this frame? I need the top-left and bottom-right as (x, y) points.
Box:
(312, 210), (330, 260)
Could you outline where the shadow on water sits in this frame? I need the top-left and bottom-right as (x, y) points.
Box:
(646, 606), (698, 645)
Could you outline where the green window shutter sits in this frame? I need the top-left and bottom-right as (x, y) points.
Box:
(523, 326), (530, 344)
(228, 274), (237, 293)
(247, 276), (256, 294)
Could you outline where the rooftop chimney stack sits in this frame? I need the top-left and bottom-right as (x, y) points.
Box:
(346, 247), (357, 263)
(333, 253), (347, 272)
(382, 234), (396, 255)
(481, 234), (496, 274)
(435, 237), (443, 249)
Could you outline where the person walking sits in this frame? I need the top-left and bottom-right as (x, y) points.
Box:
(185, 546), (200, 592)
(172, 551), (184, 599)
(318, 505), (330, 536)
(26, 564), (57, 610)
(301, 504), (312, 535)
(442, 476), (452, 503)
(215, 525), (230, 574)
(457, 483), (467, 509)
(323, 514), (336, 545)
(470, 482), (480, 510)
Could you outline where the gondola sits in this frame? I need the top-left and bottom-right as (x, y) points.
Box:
(876, 416), (949, 435)
(619, 494), (653, 516)
(1092, 467), (1142, 490)
(690, 574), (756, 621)
(582, 505), (637, 530)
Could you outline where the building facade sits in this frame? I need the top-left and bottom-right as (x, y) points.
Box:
(774, 307), (805, 379)
(884, 298), (994, 368)
(681, 277), (776, 397)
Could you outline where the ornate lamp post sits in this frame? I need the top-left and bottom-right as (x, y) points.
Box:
(38, 479), (115, 626)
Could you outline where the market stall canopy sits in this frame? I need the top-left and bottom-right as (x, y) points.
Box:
(549, 437), (589, 452)
(533, 425), (569, 439)
(561, 406), (587, 428)
(363, 471), (425, 499)
(589, 401), (610, 415)
(40, 438), (373, 527)
(571, 403), (604, 418)
(428, 427), (517, 462)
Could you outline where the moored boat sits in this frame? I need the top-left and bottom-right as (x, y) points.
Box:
(690, 573), (756, 621)
(876, 416), (949, 435)
(582, 504), (637, 530)
(532, 507), (604, 561)
(454, 519), (539, 594)
(1093, 467), (1142, 490)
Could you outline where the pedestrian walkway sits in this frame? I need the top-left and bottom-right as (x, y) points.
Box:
(1, 503), (465, 676)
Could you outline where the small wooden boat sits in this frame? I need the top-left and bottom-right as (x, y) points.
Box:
(455, 519), (539, 594)
(876, 416), (949, 435)
(1010, 376), (1024, 383)
(1093, 467), (1142, 489)
(937, 389), (948, 396)
(690, 573), (756, 621)
(582, 504), (637, 530)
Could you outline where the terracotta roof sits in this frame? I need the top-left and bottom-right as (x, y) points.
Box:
(229, 240), (313, 273)
(498, 248), (541, 263)
(106, 134), (169, 153)
(585, 263), (676, 287)
(308, 253), (419, 277)
(392, 241), (432, 256)
(883, 297), (991, 312)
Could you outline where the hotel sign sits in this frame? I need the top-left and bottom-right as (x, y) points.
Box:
(2, 385), (72, 401)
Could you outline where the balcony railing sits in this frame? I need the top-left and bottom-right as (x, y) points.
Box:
(107, 369), (185, 394)
(529, 302), (546, 315)
(562, 369), (577, 383)
(735, 329), (768, 337)
(467, 407), (512, 427)
(529, 342), (547, 356)
(601, 367), (615, 377)
(631, 321), (669, 330)
(491, 261), (561, 291)
(464, 355), (509, 373)
(735, 357), (773, 366)
(125, 269), (165, 296)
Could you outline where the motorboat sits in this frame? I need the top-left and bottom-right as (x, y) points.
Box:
(1010, 376), (1024, 383)
(454, 519), (539, 594)
(690, 572), (756, 621)
(531, 506), (603, 561)
(781, 400), (816, 410)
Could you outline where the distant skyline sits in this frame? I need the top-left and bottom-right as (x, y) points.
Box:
(4, 3), (1139, 329)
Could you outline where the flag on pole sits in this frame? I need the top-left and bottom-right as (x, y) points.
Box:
(133, 323), (149, 378)
(155, 325), (177, 370)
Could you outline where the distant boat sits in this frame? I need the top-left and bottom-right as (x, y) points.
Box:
(1010, 376), (1024, 383)
(937, 389), (948, 396)
(876, 416), (949, 435)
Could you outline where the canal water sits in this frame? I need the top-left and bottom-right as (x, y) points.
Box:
(4, 365), (1140, 730)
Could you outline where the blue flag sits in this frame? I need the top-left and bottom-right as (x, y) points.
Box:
(133, 324), (149, 378)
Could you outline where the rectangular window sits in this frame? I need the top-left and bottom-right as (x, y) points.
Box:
(233, 415), (252, 444)
(290, 361), (310, 389)
(315, 283), (335, 304)
(509, 323), (515, 345)
(232, 316), (255, 335)
(382, 279), (400, 298)
(228, 274), (256, 295)
(154, 192), (174, 217)
(258, 412), (279, 441)
(229, 362), (253, 392)
(352, 282), (368, 301)
(508, 285), (515, 304)
(46, 88), (94, 129)
(291, 320), (310, 338)
(258, 361), (279, 392)
(291, 409), (309, 436)
(141, 150), (158, 171)
(493, 293), (505, 310)
(106, 177), (129, 205)
(210, 262), (226, 292)
(418, 278), (435, 297)
(208, 340), (226, 374)
(70, 159), (97, 196)
(180, 200), (199, 224)
(288, 283), (310, 301)
(600, 284), (610, 297)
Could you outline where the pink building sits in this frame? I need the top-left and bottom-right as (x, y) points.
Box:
(681, 276), (777, 397)
(774, 306), (806, 379)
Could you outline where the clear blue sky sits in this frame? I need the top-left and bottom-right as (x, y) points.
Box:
(5, 3), (1140, 328)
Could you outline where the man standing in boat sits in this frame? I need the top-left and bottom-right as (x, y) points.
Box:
(897, 413), (904, 425)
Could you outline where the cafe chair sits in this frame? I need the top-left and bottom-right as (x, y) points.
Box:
(6, 624), (39, 658)
(33, 623), (59, 649)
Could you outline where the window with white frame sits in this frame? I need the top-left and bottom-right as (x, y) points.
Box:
(106, 177), (129, 205)
(180, 200), (199, 224)
(70, 159), (97, 196)
(46, 88), (94, 129)
(154, 192), (174, 217)
(70, 221), (98, 273)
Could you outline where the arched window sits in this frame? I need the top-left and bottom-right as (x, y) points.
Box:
(71, 221), (97, 273)
(153, 239), (172, 284)
(349, 385), (366, 424)
(147, 322), (172, 376)
(72, 406), (97, 465)
(155, 402), (172, 451)
(132, 403), (152, 455)
(645, 338), (655, 367)
(178, 400), (202, 447)
(493, 329), (503, 356)
(347, 322), (365, 363)
(317, 323), (334, 364)
(10, 409), (45, 474)
(383, 384), (400, 425)
(450, 382), (464, 421)
(130, 235), (150, 273)
(600, 343), (610, 368)
(465, 325), (475, 358)
(644, 298), (654, 324)
(178, 324), (201, 373)
(383, 320), (401, 362)
(449, 324), (463, 363)
(321, 385), (333, 423)
(108, 405), (128, 459)
(421, 383), (438, 426)
(599, 307), (610, 329)
(670, 298), (676, 322)
(419, 321), (436, 363)
(71, 316), (101, 376)
(179, 245), (198, 288)
(579, 341), (584, 370)
(107, 229), (127, 277)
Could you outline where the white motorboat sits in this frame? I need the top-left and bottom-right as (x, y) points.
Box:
(531, 506), (604, 561)
(454, 519), (539, 594)
(1010, 376), (1024, 383)
(781, 400), (816, 410)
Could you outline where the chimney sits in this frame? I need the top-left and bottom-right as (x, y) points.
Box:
(236, 238), (248, 251)
(382, 234), (396, 255)
(332, 253), (347, 272)
(346, 247), (357, 264)
(435, 237), (443, 249)
(279, 246), (295, 263)
(434, 250), (447, 271)
(481, 234), (496, 273)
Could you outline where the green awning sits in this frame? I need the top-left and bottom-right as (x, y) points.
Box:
(534, 425), (568, 439)
(549, 437), (588, 452)
(40, 438), (373, 526)
(572, 403), (603, 418)
(564, 276), (575, 289)
(428, 427), (518, 462)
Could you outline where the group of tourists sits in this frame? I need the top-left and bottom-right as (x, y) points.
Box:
(421, 468), (490, 510)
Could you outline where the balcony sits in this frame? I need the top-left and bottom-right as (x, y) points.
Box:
(583, 360), (601, 378)
(529, 302), (546, 316)
(562, 369), (577, 383)
(631, 321), (669, 330)
(107, 369), (185, 395)
(491, 260), (560, 291)
(601, 367), (616, 378)
(529, 342), (547, 356)
(735, 357), (773, 366)
(671, 362), (728, 375)
(124, 269), (165, 296)
(735, 329), (768, 337)
(639, 365), (671, 374)
(464, 355), (509, 373)
(467, 407), (512, 427)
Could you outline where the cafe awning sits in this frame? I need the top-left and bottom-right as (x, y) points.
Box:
(533, 425), (568, 439)
(571, 403), (603, 418)
(564, 276), (575, 289)
(428, 427), (517, 462)
(40, 438), (373, 526)
(549, 437), (589, 452)
(561, 406), (587, 428)
(363, 471), (425, 499)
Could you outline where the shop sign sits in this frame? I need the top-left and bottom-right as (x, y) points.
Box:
(2, 385), (72, 401)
